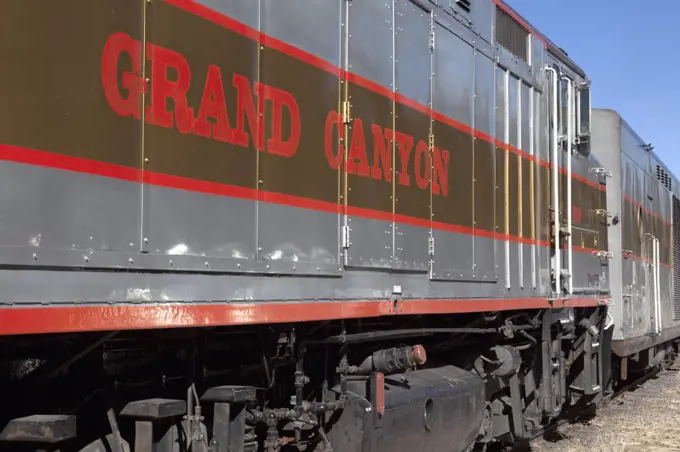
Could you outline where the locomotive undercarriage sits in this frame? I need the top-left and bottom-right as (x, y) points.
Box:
(0, 306), (616, 452)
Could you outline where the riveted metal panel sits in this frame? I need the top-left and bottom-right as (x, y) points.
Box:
(430, 22), (474, 281)
(260, 0), (341, 65)
(393, 0), (432, 272)
(347, 0), (394, 88)
(535, 89), (550, 294)
(259, 1), (342, 272)
(530, 37), (544, 80)
(0, 0), (144, 259)
(395, 0), (431, 105)
(344, 0), (394, 269)
(196, 0), (260, 30)
(473, 52), (496, 280)
(143, 0), (258, 268)
(471, 0), (493, 44)
(508, 76), (519, 148)
(495, 66), (509, 288)
(508, 74), (520, 289)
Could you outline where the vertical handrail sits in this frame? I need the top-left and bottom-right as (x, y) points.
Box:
(655, 237), (661, 334)
(562, 76), (573, 296)
(546, 66), (560, 298)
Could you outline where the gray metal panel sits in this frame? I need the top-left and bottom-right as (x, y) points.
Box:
(0, 162), (141, 253)
(258, 204), (341, 267)
(260, 0), (341, 66)
(196, 0), (259, 30)
(430, 20), (474, 280)
(535, 89), (550, 294)
(347, 0), (394, 88)
(470, 0), (493, 44)
(508, 75), (518, 147)
(520, 84), (531, 155)
(530, 37), (545, 79)
(430, 230), (475, 281)
(495, 66), (509, 289)
(475, 53), (494, 136)
(473, 52), (496, 280)
(433, 22), (473, 126)
(345, 216), (393, 269)
(258, 0), (342, 272)
(395, 0), (431, 105)
(621, 119), (650, 173)
(393, 0), (431, 272)
(145, 186), (256, 261)
(344, 0), (394, 269)
(495, 45), (538, 90)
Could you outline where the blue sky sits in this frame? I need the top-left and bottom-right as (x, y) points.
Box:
(505, 0), (680, 175)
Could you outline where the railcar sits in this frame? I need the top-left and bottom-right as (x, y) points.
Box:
(0, 0), (676, 451)
(592, 109), (680, 385)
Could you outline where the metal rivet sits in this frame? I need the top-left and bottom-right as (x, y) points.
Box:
(32, 253), (37, 260)
(129, 258), (134, 264)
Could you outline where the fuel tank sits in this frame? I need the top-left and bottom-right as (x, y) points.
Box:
(327, 365), (485, 452)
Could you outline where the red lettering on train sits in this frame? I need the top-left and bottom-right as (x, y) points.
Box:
(371, 126), (393, 182)
(347, 119), (370, 177)
(395, 131), (414, 188)
(414, 140), (430, 190)
(101, 32), (145, 119)
(432, 147), (450, 197)
(322, 111), (449, 197)
(324, 111), (344, 170)
(101, 32), (299, 157)
(194, 65), (234, 142)
(573, 205), (582, 224)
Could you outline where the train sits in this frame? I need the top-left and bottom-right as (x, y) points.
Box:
(0, 0), (677, 451)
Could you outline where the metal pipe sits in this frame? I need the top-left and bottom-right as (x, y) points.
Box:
(546, 66), (560, 298)
(562, 75), (574, 296)
(305, 327), (502, 345)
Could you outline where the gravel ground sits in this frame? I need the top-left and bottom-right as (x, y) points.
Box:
(531, 365), (680, 452)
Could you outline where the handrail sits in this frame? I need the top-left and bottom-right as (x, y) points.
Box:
(546, 66), (560, 298)
(562, 75), (573, 296)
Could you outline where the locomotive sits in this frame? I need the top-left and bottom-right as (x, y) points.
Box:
(0, 0), (677, 451)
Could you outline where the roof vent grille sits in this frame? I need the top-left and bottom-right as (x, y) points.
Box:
(454, 0), (471, 13)
(657, 164), (673, 192)
(495, 5), (529, 62)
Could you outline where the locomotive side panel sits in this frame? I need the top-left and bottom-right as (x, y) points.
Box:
(0, 0), (145, 258)
(0, 0), (607, 331)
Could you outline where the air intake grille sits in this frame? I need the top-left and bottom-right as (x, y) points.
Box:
(674, 195), (680, 319)
(657, 164), (673, 192)
(495, 5), (529, 62)
(454, 0), (471, 13)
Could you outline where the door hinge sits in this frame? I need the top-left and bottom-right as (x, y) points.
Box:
(593, 209), (613, 219)
(591, 167), (612, 178)
(428, 134), (435, 151)
(592, 250), (613, 266)
(342, 225), (352, 249)
(342, 101), (352, 125)
(429, 30), (435, 51)
(428, 235), (435, 256)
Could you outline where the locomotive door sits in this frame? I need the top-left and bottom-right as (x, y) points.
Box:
(644, 175), (662, 335)
(341, 0), (395, 269)
(643, 233), (661, 335)
(342, 0), (432, 272)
